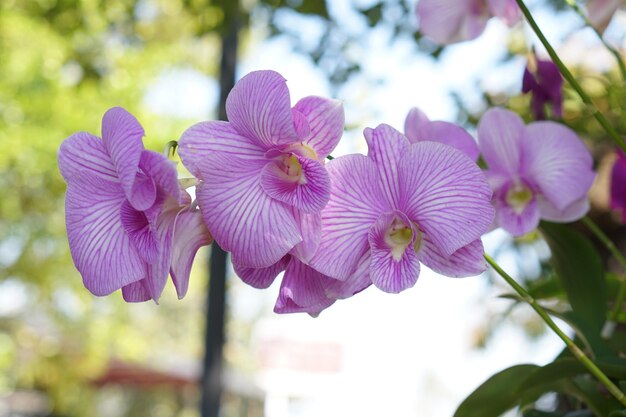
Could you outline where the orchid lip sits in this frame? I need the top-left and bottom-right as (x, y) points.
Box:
(505, 181), (534, 214)
(384, 217), (414, 261)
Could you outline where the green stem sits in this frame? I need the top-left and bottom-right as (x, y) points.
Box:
(582, 217), (626, 334)
(563, 0), (626, 81)
(515, 0), (626, 154)
(485, 254), (626, 406)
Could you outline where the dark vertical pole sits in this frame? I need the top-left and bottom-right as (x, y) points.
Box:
(201, 3), (239, 417)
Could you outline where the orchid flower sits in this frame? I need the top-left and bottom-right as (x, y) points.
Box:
(477, 108), (595, 236)
(58, 107), (212, 302)
(404, 107), (480, 160)
(522, 52), (563, 120)
(610, 150), (626, 222)
(178, 70), (344, 273)
(309, 124), (495, 294)
(416, 0), (520, 45)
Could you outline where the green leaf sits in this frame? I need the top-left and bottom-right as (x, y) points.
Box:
(540, 222), (608, 334)
(454, 364), (539, 417)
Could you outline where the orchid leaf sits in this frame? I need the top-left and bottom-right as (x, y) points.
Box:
(540, 222), (608, 337)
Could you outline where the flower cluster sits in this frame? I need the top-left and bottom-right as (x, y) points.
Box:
(58, 70), (595, 315)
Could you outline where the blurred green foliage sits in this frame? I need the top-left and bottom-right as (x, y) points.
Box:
(0, 0), (223, 415)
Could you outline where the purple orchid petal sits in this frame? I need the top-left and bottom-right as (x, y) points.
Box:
(178, 121), (266, 177)
(611, 151), (626, 222)
(419, 237), (486, 277)
(478, 108), (525, 175)
(58, 132), (118, 182)
(291, 108), (311, 140)
(404, 107), (430, 143)
(195, 152), (301, 268)
(139, 150), (180, 202)
(537, 195), (590, 223)
(142, 204), (180, 302)
(487, 0), (521, 25)
(416, 121), (480, 161)
(324, 253), (372, 299)
(368, 211), (420, 293)
(399, 141), (494, 257)
(522, 56), (563, 120)
(290, 211), (322, 263)
(309, 154), (390, 280)
(274, 259), (336, 315)
(65, 171), (145, 296)
(520, 122), (594, 211)
(496, 195), (541, 236)
(169, 209), (212, 298)
(588, 0), (622, 33)
(226, 70), (299, 149)
(122, 280), (152, 303)
(417, 0), (489, 45)
(260, 154), (331, 213)
(234, 256), (290, 289)
(100, 107), (154, 210)
(404, 108), (479, 160)
(293, 96), (345, 158)
(119, 200), (159, 264)
(364, 124), (410, 208)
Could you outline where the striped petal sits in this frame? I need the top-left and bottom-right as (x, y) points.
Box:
(234, 256), (290, 289)
(139, 150), (180, 202)
(260, 154), (331, 213)
(65, 171), (145, 296)
(226, 70), (299, 149)
(309, 154), (389, 280)
(477, 108), (525, 175)
(120, 200), (159, 264)
(58, 132), (117, 182)
(170, 209), (213, 299)
(293, 96), (345, 158)
(178, 121), (266, 177)
(411, 121), (480, 161)
(419, 237), (486, 277)
(364, 124), (410, 208)
(520, 122), (594, 211)
(195, 153), (301, 268)
(274, 258), (336, 316)
(290, 211), (322, 263)
(368, 211), (420, 293)
(122, 280), (152, 303)
(101, 107), (152, 210)
(399, 141), (494, 257)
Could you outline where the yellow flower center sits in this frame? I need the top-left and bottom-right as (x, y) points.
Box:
(506, 183), (533, 214)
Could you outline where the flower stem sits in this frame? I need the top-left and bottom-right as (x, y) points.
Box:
(582, 216), (626, 337)
(563, 0), (626, 81)
(515, 0), (626, 153)
(484, 253), (626, 406)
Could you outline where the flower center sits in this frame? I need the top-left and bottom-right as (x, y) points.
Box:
(284, 143), (318, 160)
(506, 183), (533, 214)
(278, 154), (305, 184)
(385, 218), (413, 261)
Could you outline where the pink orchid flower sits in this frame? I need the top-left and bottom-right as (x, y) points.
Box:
(58, 107), (211, 302)
(417, 0), (520, 45)
(309, 124), (495, 294)
(478, 108), (595, 236)
(178, 70), (344, 271)
(610, 150), (626, 222)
